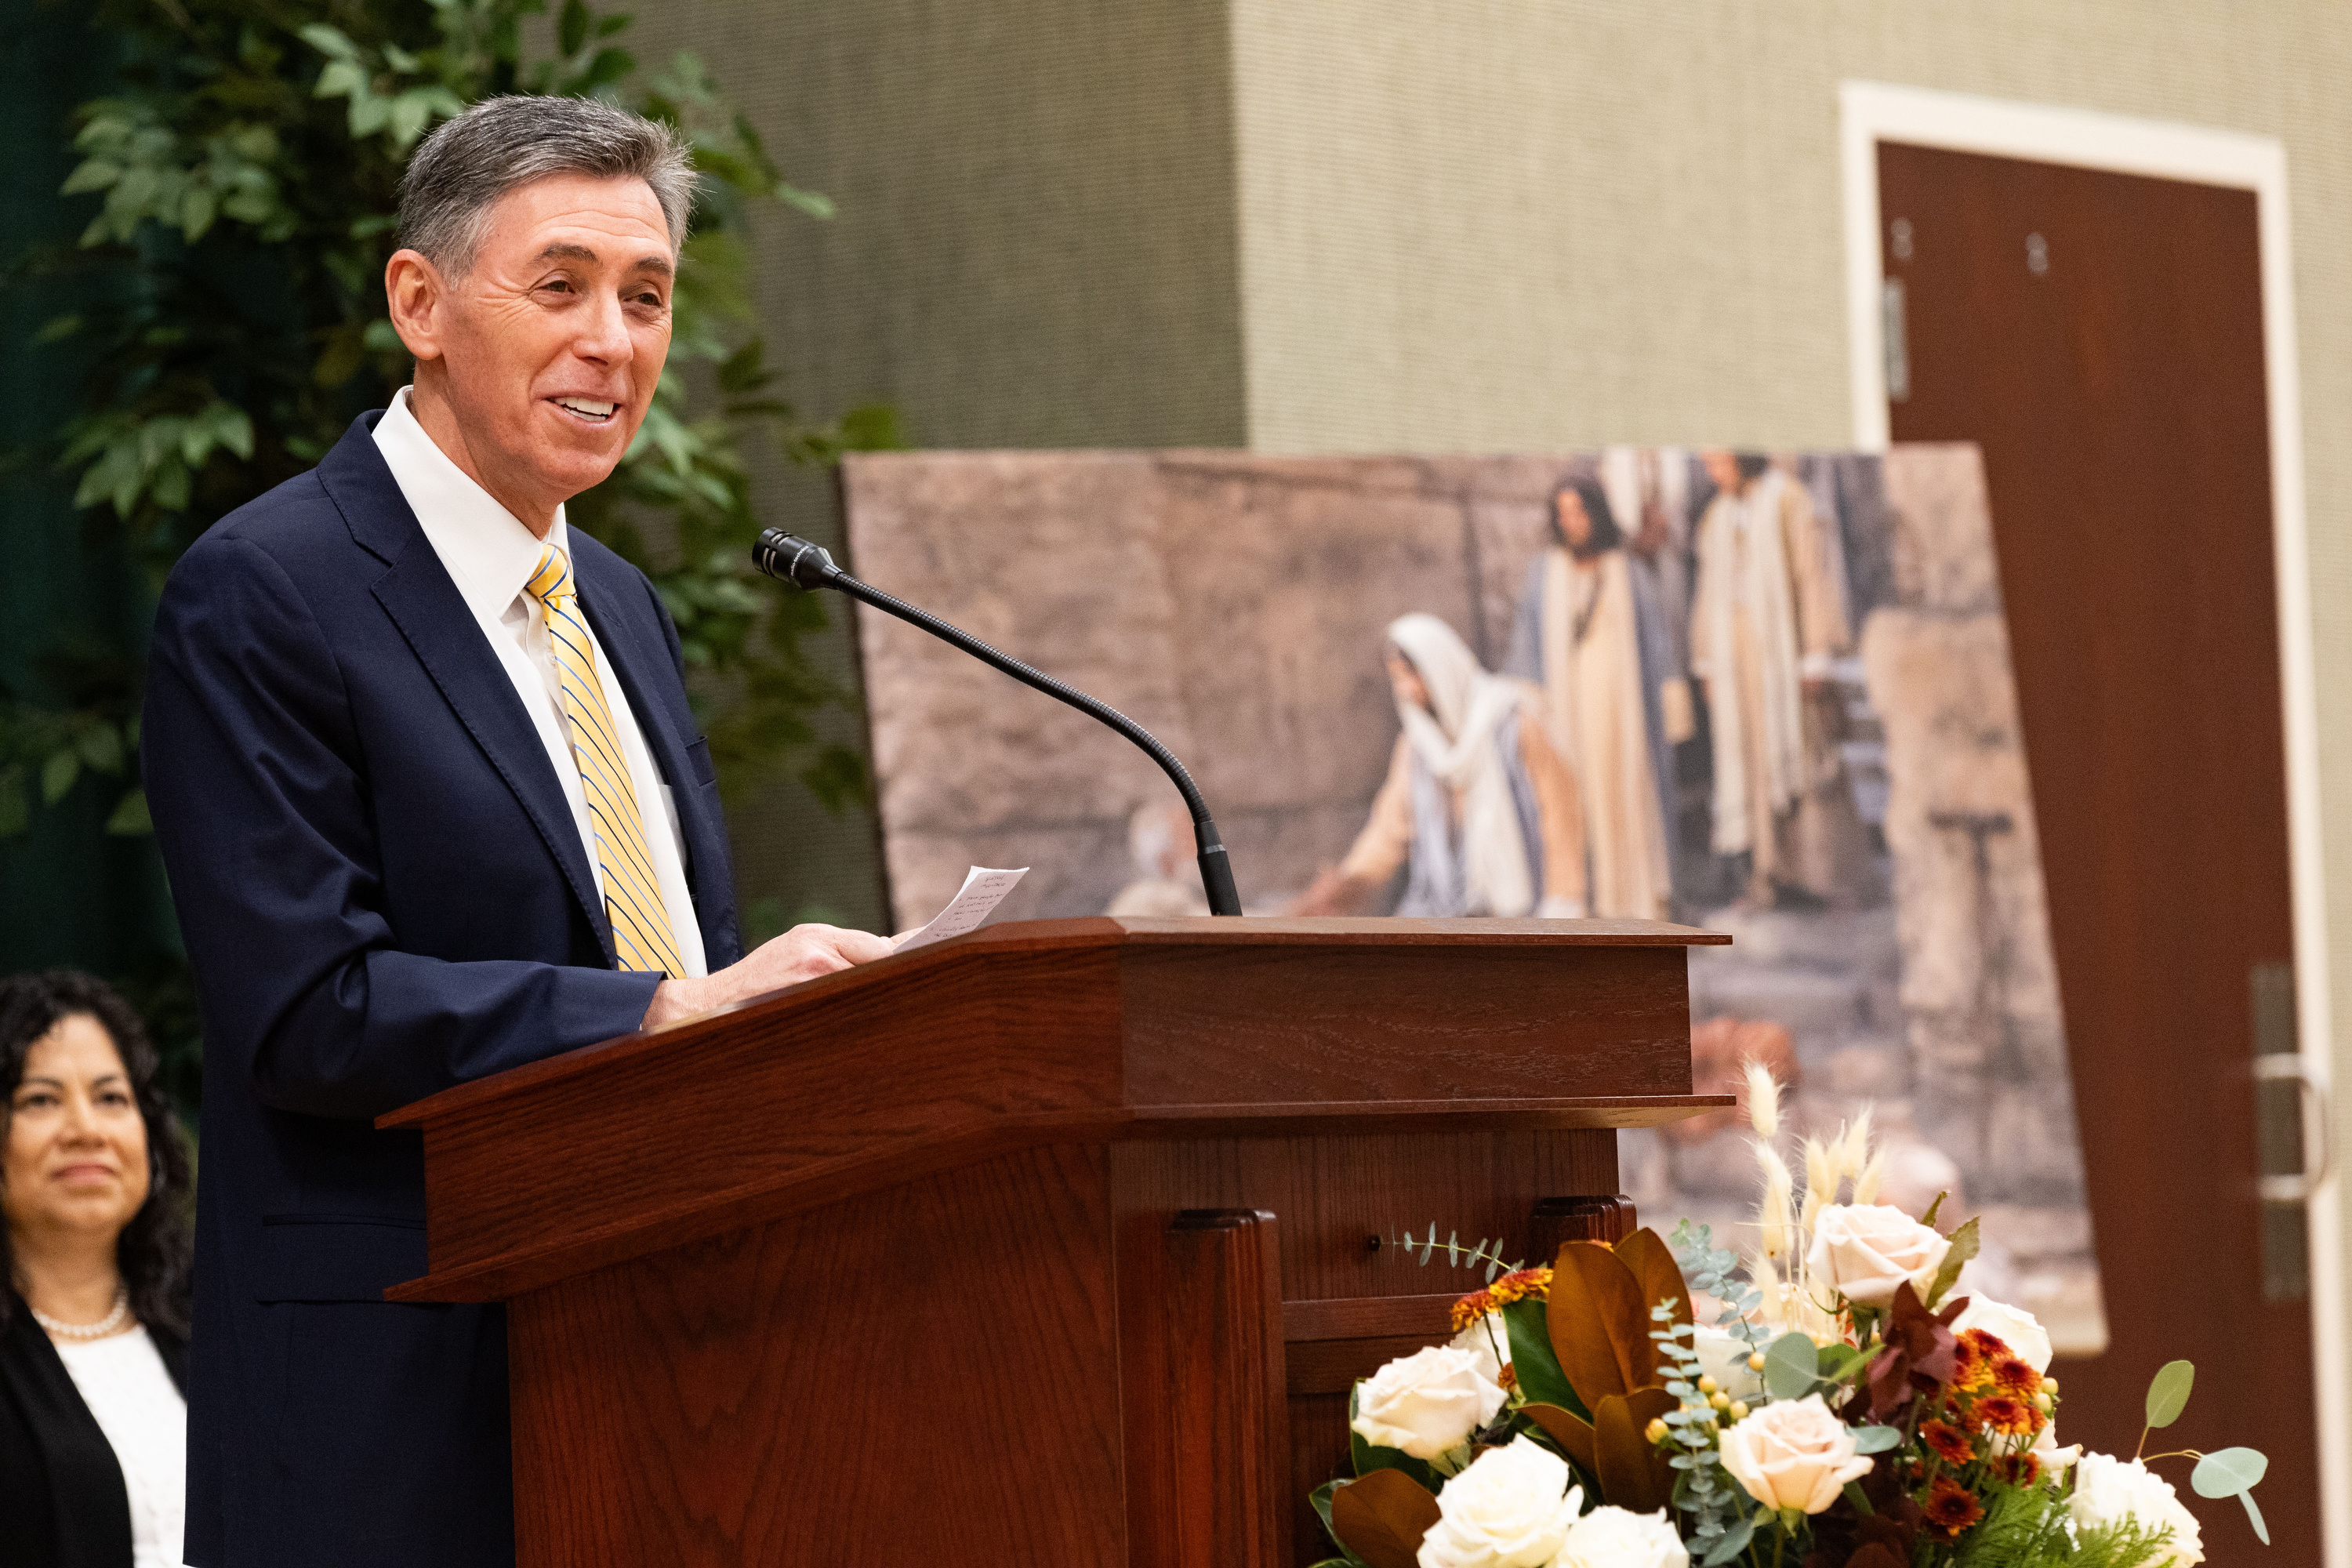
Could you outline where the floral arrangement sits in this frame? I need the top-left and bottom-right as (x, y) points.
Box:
(1312, 1068), (2268, 1568)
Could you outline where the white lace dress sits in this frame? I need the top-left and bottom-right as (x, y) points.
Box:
(53, 1326), (187, 1568)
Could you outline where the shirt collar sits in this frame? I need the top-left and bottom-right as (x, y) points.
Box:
(372, 386), (570, 621)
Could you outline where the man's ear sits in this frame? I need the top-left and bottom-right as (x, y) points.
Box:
(384, 249), (448, 362)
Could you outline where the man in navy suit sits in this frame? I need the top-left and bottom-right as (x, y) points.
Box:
(142, 96), (891, 1566)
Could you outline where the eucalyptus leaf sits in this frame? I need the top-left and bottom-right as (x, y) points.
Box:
(1762, 1332), (1820, 1402)
(2189, 1446), (2267, 1498)
(2238, 1487), (2270, 1545)
(2144, 1360), (2195, 1430)
(1849, 1425), (1902, 1454)
(1700, 1513), (1754, 1566)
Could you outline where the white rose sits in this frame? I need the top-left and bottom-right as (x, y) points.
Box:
(1805, 1203), (1951, 1308)
(1552, 1504), (1689, 1568)
(1948, 1296), (2054, 1374)
(1353, 1345), (1508, 1461)
(1717, 1394), (1875, 1515)
(1693, 1326), (1763, 1400)
(1452, 1315), (1512, 1386)
(1415, 1436), (1582, 1568)
(2069, 1454), (2202, 1565)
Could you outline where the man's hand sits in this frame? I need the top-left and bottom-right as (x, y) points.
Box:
(641, 922), (896, 1030)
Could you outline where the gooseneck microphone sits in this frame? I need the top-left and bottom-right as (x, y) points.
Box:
(752, 530), (1243, 917)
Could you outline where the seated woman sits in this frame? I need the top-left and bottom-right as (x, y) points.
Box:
(0, 971), (194, 1568)
(1297, 612), (1587, 918)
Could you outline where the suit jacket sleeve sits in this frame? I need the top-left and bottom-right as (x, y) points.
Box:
(143, 534), (663, 1121)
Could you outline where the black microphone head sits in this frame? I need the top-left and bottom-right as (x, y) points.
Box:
(752, 530), (841, 590)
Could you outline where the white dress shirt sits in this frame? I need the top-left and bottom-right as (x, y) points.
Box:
(55, 1327), (186, 1568)
(373, 387), (707, 977)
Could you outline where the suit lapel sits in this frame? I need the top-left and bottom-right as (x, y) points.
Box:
(315, 416), (615, 964)
(572, 541), (740, 966)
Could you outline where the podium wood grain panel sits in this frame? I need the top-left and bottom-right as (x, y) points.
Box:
(508, 1143), (1123, 1567)
(384, 917), (1730, 1566)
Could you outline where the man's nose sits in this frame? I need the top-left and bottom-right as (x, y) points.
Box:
(573, 289), (634, 365)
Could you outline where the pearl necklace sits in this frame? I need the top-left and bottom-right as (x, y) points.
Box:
(31, 1287), (130, 1341)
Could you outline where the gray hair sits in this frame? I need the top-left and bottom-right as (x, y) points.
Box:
(397, 95), (697, 273)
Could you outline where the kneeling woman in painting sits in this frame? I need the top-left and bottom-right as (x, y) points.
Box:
(1298, 612), (1588, 919)
(0, 971), (194, 1568)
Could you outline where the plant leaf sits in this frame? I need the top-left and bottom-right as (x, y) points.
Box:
(1502, 1297), (1585, 1419)
(1593, 1387), (1678, 1512)
(1701, 1514), (1755, 1566)
(1615, 1227), (1694, 1356)
(1520, 1401), (1597, 1474)
(1925, 1215), (1979, 1307)
(1762, 1331), (1820, 1402)
(2190, 1446), (2267, 1498)
(1850, 1425), (1902, 1454)
(2144, 1360), (2194, 1429)
(2238, 1487), (2270, 1545)
(1327, 1471), (1442, 1568)
(104, 788), (151, 836)
(1920, 1190), (1947, 1229)
(42, 750), (80, 804)
(1549, 1241), (1652, 1406)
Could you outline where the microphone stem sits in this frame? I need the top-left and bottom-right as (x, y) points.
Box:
(819, 569), (1244, 918)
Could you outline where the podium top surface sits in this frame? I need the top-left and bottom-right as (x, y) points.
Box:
(378, 916), (1731, 1299)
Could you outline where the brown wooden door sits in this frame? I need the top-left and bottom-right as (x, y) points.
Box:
(1878, 141), (2318, 1559)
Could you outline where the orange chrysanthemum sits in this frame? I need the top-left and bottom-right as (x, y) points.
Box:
(1923, 1477), (1986, 1537)
(1921, 1419), (1975, 1465)
(1990, 1452), (2042, 1488)
(1450, 1266), (1552, 1332)
(1952, 1329), (2007, 1392)
(1497, 1363), (1519, 1392)
(1992, 1355), (2040, 1396)
(1976, 1393), (2042, 1436)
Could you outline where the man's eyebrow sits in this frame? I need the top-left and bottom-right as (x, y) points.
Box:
(531, 241), (674, 280)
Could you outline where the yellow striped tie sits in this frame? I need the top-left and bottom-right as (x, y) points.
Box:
(525, 545), (684, 976)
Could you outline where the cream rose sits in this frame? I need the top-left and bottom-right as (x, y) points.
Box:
(1414, 1436), (1582, 1568)
(1948, 1295), (2054, 1374)
(1451, 1315), (1512, 1387)
(2069, 1454), (2202, 1565)
(1693, 1326), (1763, 1401)
(1805, 1203), (1951, 1308)
(1717, 1395), (1875, 1515)
(1352, 1345), (1508, 1461)
(1553, 1504), (1690, 1568)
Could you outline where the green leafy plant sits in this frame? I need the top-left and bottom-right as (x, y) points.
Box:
(7, 0), (899, 851)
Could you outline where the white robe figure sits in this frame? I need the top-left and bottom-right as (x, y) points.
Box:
(1690, 467), (1851, 900)
(1337, 614), (1586, 917)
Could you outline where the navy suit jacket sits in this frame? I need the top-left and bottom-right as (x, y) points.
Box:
(143, 412), (743, 1567)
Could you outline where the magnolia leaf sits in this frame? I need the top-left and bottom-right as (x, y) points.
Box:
(2144, 1360), (2195, 1430)
(1762, 1332), (1820, 1402)
(1593, 1387), (1678, 1512)
(1502, 1297), (1584, 1419)
(2190, 1446), (2267, 1499)
(1925, 1216), (1980, 1308)
(1520, 1401), (1596, 1474)
(1327, 1470), (1441, 1568)
(1615, 1227), (1695, 1356)
(1850, 1425), (1903, 1454)
(1549, 1241), (1653, 1406)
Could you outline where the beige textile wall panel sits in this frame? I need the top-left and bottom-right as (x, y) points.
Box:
(620, 0), (1246, 452)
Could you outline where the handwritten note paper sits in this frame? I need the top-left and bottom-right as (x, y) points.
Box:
(891, 866), (1029, 953)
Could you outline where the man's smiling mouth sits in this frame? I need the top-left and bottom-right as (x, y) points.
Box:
(552, 397), (619, 423)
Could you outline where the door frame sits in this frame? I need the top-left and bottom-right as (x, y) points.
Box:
(1839, 81), (2343, 1566)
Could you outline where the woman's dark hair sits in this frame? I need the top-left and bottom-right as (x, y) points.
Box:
(0, 971), (194, 1339)
(1734, 452), (1770, 482)
(1548, 474), (1624, 560)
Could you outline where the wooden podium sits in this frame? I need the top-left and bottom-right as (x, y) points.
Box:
(380, 916), (1729, 1567)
